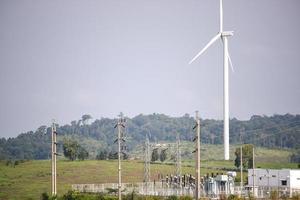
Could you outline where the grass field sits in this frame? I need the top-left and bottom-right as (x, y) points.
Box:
(0, 158), (299, 200)
(0, 145), (297, 200)
(131, 143), (294, 162)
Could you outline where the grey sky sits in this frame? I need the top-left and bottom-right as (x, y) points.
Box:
(0, 0), (299, 138)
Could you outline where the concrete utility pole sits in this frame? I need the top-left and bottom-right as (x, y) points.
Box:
(194, 111), (201, 200)
(252, 146), (255, 196)
(240, 146), (243, 195)
(143, 135), (151, 194)
(175, 133), (182, 187)
(51, 121), (57, 196)
(114, 113), (126, 200)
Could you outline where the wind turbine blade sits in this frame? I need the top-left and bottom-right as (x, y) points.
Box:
(220, 0), (223, 32)
(227, 52), (234, 72)
(189, 33), (221, 64)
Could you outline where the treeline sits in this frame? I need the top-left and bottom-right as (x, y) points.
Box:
(0, 113), (299, 160)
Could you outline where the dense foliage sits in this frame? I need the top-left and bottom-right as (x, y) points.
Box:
(234, 144), (254, 169)
(63, 138), (89, 161)
(0, 113), (299, 160)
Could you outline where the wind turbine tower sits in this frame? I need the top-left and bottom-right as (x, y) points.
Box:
(189, 0), (234, 160)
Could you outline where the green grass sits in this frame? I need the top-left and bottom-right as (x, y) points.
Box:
(0, 145), (297, 200)
(0, 158), (298, 200)
(131, 142), (294, 162)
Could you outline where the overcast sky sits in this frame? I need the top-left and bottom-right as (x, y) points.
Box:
(0, 0), (299, 138)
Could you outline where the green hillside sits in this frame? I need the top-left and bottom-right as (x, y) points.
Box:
(0, 113), (299, 161)
(131, 142), (294, 163)
(0, 145), (298, 200)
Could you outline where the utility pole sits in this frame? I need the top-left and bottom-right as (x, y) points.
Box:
(240, 146), (243, 196)
(175, 133), (182, 188)
(114, 113), (126, 200)
(193, 111), (201, 200)
(51, 121), (57, 196)
(252, 146), (255, 196)
(143, 135), (151, 194)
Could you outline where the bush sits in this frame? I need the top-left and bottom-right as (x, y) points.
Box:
(179, 196), (193, 200)
(61, 190), (79, 200)
(227, 194), (241, 200)
(166, 195), (178, 200)
(41, 192), (49, 200)
(5, 160), (12, 166)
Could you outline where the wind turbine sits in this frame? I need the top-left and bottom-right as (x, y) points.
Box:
(189, 0), (234, 160)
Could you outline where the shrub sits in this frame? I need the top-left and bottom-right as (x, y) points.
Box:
(227, 194), (241, 200)
(61, 190), (79, 200)
(41, 192), (49, 200)
(5, 160), (12, 166)
(166, 195), (178, 200)
(179, 196), (193, 200)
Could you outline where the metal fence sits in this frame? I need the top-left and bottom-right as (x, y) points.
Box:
(72, 183), (300, 199)
(72, 182), (195, 196)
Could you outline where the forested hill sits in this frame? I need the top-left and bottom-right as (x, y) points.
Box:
(0, 113), (299, 160)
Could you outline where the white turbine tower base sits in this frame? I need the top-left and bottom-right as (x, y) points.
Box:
(189, 0), (234, 160)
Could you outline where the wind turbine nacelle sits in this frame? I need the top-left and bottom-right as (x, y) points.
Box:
(221, 31), (234, 37)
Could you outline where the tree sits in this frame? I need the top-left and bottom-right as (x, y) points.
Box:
(151, 149), (159, 162)
(290, 149), (300, 163)
(63, 139), (79, 161)
(234, 144), (254, 169)
(96, 150), (108, 160)
(70, 120), (77, 127)
(36, 125), (47, 135)
(77, 146), (89, 160)
(108, 151), (118, 160)
(160, 149), (168, 162)
(81, 114), (92, 125)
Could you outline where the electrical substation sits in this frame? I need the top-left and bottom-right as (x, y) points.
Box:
(48, 0), (300, 198)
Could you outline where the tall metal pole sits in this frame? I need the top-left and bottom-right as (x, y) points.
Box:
(144, 135), (150, 194)
(195, 111), (201, 200)
(51, 121), (57, 196)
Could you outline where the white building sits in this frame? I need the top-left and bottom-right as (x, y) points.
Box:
(248, 169), (300, 189)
